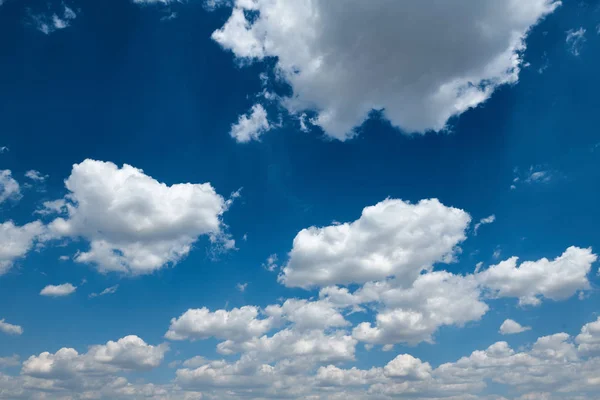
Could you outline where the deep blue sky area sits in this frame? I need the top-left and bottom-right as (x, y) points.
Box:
(1, 1), (600, 399)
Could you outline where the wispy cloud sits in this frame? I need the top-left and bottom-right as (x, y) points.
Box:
(30, 5), (77, 35)
(566, 27), (586, 56)
(89, 284), (119, 298)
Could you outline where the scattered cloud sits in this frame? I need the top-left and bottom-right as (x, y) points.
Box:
(474, 214), (495, 235)
(0, 170), (21, 204)
(30, 5), (77, 35)
(236, 282), (248, 292)
(262, 253), (278, 272)
(0, 221), (45, 275)
(230, 104), (272, 143)
(566, 27), (586, 56)
(24, 170), (48, 182)
(512, 166), (552, 189)
(212, 0), (559, 140)
(89, 284), (119, 298)
(40, 283), (77, 297)
(0, 319), (23, 336)
(500, 319), (532, 335)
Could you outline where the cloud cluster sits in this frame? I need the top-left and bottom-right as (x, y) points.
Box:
(213, 0), (560, 139)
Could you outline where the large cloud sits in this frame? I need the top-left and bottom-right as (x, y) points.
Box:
(212, 0), (560, 140)
(279, 198), (471, 288)
(44, 159), (232, 275)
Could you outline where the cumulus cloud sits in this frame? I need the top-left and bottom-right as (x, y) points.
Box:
(43, 159), (232, 275)
(500, 319), (532, 335)
(0, 170), (21, 204)
(575, 316), (600, 355)
(0, 319), (23, 335)
(230, 104), (271, 143)
(476, 246), (597, 306)
(212, 0), (559, 140)
(0, 220), (45, 275)
(566, 28), (586, 56)
(89, 284), (119, 298)
(40, 283), (77, 297)
(30, 5), (77, 35)
(279, 198), (471, 288)
(165, 306), (274, 342)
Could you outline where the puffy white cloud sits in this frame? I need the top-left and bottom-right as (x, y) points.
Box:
(566, 28), (586, 56)
(0, 318), (23, 335)
(230, 104), (272, 142)
(500, 319), (531, 335)
(279, 198), (471, 288)
(476, 247), (597, 306)
(88, 335), (169, 370)
(0, 170), (20, 204)
(0, 220), (45, 275)
(45, 159), (232, 275)
(40, 283), (77, 297)
(575, 317), (600, 355)
(30, 5), (77, 35)
(351, 272), (488, 345)
(383, 354), (432, 380)
(24, 169), (48, 182)
(265, 299), (348, 332)
(89, 284), (119, 298)
(165, 306), (273, 341)
(212, 0), (559, 140)
(474, 215), (495, 235)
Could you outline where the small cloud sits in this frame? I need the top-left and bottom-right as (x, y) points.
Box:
(493, 248), (501, 260)
(474, 261), (484, 273)
(30, 5), (77, 35)
(0, 355), (20, 368)
(242, 233), (248, 241)
(40, 283), (76, 297)
(0, 319), (23, 336)
(473, 214), (495, 235)
(499, 319), (531, 335)
(511, 166), (552, 189)
(161, 11), (177, 21)
(58, 255), (70, 261)
(89, 284), (119, 298)
(382, 344), (394, 352)
(262, 254), (279, 272)
(236, 282), (248, 292)
(0, 146), (8, 154)
(230, 104), (272, 143)
(24, 170), (48, 182)
(0, 170), (21, 204)
(566, 27), (586, 56)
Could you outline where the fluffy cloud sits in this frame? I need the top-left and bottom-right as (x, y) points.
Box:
(44, 159), (232, 275)
(0, 318), (23, 335)
(476, 247), (597, 306)
(474, 215), (495, 235)
(88, 336), (169, 370)
(213, 0), (559, 140)
(0, 170), (20, 204)
(230, 104), (272, 143)
(0, 220), (45, 275)
(383, 354), (432, 380)
(350, 272), (488, 345)
(165, 306), (273, 341)
(40, 283), (77, 297)
(575, 317), (600, 355)
(24, 169), (48, 182)
(265, 299), (348, 331)
(279, 198), (471, 288)
(499, 319), (532, 335)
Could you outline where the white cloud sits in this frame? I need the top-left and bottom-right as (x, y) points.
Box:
(236, 282), (248, 292)
(44, 159), (232, 275)
(0, 355), (19, 368)
(0, 319), (23, 335)
(0, 220), (45, 275)
(0, 146), (8, 153)
(575, 316), (600, 355)
(182, 356), (208, 368)
(31, 5), (77, 35)
(89, 284), (119, 298)
(0, 170), (21, 204)
(262, 253), (278, 271)
(383, 354), (432, 380)
(24, 169), (48, 182)
(230, 104), (271, 142)
(88, 335), (169, 370)
(265, 298), (348, 332)
(212, 0), (559, 140)
(40, 283), (77, 297)
(165, 306), (273, 342)
(566, 27), (586, 56)
(279, 198), (471, 288)
(474, 215), (496, 235)
(476, 246), (597, 306)
(499, 319), (531, 335)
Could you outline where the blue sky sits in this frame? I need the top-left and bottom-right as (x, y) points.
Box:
(1, 0), (600, 399)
